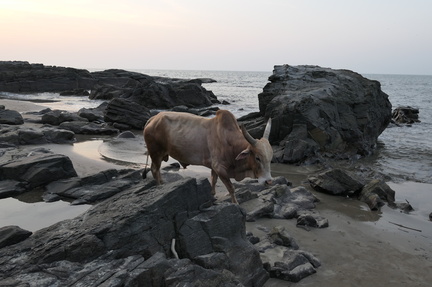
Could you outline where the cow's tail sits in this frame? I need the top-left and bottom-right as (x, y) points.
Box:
(142, 115), (154, 179)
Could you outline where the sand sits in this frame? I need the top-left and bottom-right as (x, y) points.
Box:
(1, 99), (432, 286)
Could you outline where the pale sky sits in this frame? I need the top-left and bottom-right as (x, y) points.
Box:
(1, 0), (431, 75)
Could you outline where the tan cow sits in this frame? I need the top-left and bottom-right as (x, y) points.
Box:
(143, 109), (273, 204)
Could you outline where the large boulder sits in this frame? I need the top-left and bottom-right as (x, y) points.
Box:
(308, 168), (364, 197)
(0, 109), (24, 125)
(256, 65), (392, 162)
(90, 69), (219, 109)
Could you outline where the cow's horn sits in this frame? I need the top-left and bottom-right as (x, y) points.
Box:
(240, 124), (257, 146)
(263, 118), (272, 139)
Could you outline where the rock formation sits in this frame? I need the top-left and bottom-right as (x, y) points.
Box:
(241, 65), (392, 163)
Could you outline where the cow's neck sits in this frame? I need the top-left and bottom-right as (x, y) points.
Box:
(232, 140), (255, 181)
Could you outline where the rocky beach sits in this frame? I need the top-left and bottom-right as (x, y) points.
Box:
(1, 61), (431, 286)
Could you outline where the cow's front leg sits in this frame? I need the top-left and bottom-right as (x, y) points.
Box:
(210, 169), (218, 196)
(219, 176), (239, 204)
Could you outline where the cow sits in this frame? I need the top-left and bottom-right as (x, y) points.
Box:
(143, 109), (273, 204)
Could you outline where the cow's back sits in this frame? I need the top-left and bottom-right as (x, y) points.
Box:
(144, 112), (212, 166)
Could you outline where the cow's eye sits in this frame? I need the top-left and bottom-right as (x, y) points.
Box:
(255, 156), (261, 162)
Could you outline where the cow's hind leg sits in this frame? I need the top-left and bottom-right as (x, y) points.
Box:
(219, 176), (239, 204)
(210, 169), (218, 196)
(150, 155), (164, 184)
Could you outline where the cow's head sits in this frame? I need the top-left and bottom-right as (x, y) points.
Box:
(236, 119), (273, 184)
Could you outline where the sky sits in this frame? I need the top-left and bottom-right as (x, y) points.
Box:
(1, 0), (431, 75)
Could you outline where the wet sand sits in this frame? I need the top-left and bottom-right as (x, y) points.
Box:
(2, 99), (432, 286)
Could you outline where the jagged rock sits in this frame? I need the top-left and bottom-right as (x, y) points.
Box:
(0, 179), (27, 198)
(255, 229), (320, 283)
(104, 98), (151, 130)
(270, 251), (318, 282)
(0, 153), (77, 189)
(359, 179), (396, 210)
(178, 203), (268, 286)
(0, 109), (24, 125)
(392, 106), (420, 124)
(243, 65), (392, 163)
(0, 126), (75, 145)
(41, 109), (88, 125)
(44, 169), (142, 203)
(59, 121), (118, 135)
(239, 179), (321, 223)
(77, 102), (107, 122)
(0, 226), (32, 248)
(269, 226), (299, 249)
(296, 213), (329, 229)
(308, 168), (364, 196)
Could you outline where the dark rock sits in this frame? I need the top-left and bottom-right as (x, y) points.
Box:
(395, 201), (414, 213)
(254, 65), (392, 163)
(77, 103), (107, 122)
(178, 203), (268, 286)
(90, 69), (219, 109)
(0, 61), (95, 92)
(0, 180), (27, 199)
(0, 126), (75, 145)
(0, 226), (32, 248)
(392, 106), (420, 124)
(193, 252), (230, 270)
(257, 230), (320, 283)
(59, 121), (118, 135)
(296, 213), (329, 229)
(0, 62), (219, 120)
(0, 177), (268, 286)
(246, 232), (260, 244)
(41, 128), (76, 143)
(104, 98), (151, 130)
(429, 212), (432, 221)
(239, 179), (321, 223)
(41, 109), (88, 126)
(308, 168), (364, 196)
(269, 226), (299, 249)
(0, 109), (24, 125)
(270, 251), (318, 282)
(0, 153), (77, 189)
(359, 179), (396, 210)
(45, 169), (142, 204)
(60, 89), (90, 96)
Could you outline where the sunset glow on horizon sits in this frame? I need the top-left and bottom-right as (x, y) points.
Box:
(1, 0), (431, 75)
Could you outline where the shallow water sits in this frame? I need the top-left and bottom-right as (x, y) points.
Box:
(0, 197), (89, 232)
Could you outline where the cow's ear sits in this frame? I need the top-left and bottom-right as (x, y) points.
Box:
(235, 148), (250, 160)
